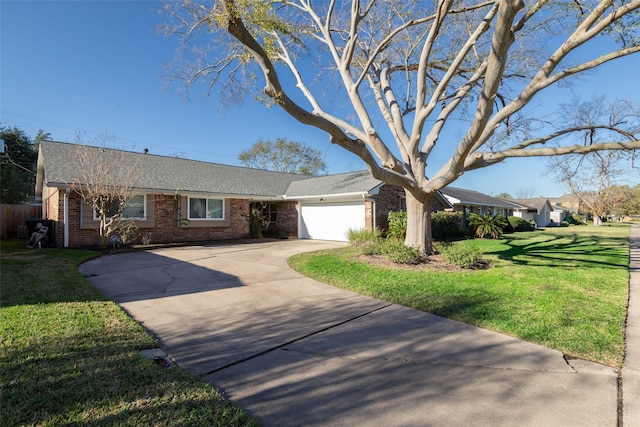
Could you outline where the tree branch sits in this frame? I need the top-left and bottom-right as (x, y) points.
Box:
(465, 140), (640, 170)
(472, 0), (640, 154)
(445, 0), (524, 180)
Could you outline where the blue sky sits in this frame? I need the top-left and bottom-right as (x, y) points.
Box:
(2, 1), (638, 198)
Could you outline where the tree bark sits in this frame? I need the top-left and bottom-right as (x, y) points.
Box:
(405, 191), (434, 255)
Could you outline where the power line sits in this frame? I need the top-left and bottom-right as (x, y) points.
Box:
(0, 109), (240, 161)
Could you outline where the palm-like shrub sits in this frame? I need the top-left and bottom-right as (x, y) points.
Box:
(468, 213), (507, 239)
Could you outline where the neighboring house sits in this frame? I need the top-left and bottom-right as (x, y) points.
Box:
(36, 141), (454, 247)
(550, 204), (573, 225)
(439, 186), (523, 226)
(511, 198), (554, 228)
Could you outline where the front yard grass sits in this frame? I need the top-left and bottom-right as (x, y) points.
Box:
(289, 224), (631, 367)
(0, 241), (256, 426)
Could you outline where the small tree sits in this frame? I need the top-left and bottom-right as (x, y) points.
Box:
(68, 139), (142, 247)
(248, 203), (271, 238)
(0, 126), (38, 204)
(610, 184), (640, 217)
(239, 138), (327, 176)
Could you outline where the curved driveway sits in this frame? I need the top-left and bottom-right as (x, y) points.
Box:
(80, 239), (619, 426)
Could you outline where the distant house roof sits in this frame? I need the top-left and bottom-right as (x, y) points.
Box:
(441, 186), (522, 209)
(511, 198), (553, 213)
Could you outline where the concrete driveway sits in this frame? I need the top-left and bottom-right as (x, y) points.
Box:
(80, 239), (619, 426)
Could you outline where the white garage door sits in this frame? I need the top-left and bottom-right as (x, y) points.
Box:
(300, 202), (365, 241)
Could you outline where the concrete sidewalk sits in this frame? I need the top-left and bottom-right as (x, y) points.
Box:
(80, 238), (627, 426)
(624, 224), (640, 427)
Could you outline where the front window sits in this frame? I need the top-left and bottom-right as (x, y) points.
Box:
(189, 197), (224, 220)
(263, 203), (277, 223)
(121, 195), (146, 219)
(94, 194), (146, 220)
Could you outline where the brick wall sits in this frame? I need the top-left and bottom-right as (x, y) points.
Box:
(365, 200), (374, 231)
(144, 195), (251, 245)
(371, 185), (448, 232)
(273, 201), (298, 237)
(47, 190), (252, 247)
(372, 185), (405, 231)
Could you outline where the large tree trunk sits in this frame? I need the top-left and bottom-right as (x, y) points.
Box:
(405, 192), (434, 255)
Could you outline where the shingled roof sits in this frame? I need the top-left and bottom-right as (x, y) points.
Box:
(441, 186), (522, 209)
(511, 198), (552, 213)
(39, 141), (308, 198)
(284, 170), (383, 198)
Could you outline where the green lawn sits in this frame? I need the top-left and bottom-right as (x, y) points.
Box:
(289, 224), (631, 367)
(0, 241), (256, 426)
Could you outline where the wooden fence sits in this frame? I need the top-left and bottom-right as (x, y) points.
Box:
(0, 204), (42, 240)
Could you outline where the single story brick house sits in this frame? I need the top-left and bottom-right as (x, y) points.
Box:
(36, 141), (453, 247)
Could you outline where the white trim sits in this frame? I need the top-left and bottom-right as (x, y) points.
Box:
(64, 189), (69, 247)
(284, 191), (369, 201)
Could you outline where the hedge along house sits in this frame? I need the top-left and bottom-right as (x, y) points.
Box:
(35, 141), (452, 247)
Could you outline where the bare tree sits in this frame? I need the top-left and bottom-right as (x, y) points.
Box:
(551, 151), (622, 224)
(164, 0), (640, 253)
(515, 187), (537, 199)
(549, 97), (640, 224)
(69, 138), (143, 247)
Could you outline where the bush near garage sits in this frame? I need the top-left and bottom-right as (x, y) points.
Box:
(507, 215), (536, 232)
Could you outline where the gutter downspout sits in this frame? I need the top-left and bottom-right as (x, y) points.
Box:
(64, 189), (69, 247)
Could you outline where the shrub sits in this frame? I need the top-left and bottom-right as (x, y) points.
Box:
(381, 240), (422, 264)
(249, 206), (270, 238)
(111, 218), (138, 246)
(347, 227), (383, 246)
(437, 241), (483, 268)
(468, 213), (507, 239)
(361, 240), (385, 255)
(386, 211), (407, 241)
(568, 214), (585, 225)
(431, 211), (467, 239)
(507, 215), (536, 232)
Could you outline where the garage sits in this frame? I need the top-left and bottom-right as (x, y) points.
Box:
(299, 201), (365, 241)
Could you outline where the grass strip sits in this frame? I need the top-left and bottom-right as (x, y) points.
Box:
(0, 241), (256, 426)
(289, 224), (630, 367)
